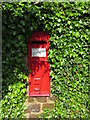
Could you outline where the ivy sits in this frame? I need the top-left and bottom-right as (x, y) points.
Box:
(1, 2), (90, 119)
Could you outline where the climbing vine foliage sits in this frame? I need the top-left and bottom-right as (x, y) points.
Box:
(1, 2), (90, 119)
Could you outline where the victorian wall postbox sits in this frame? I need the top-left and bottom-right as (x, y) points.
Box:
(28, 31), (50, 96)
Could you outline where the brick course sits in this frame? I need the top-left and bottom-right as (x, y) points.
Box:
(28, 104), (40, 112)
(35, 97), (47, 103)
(42, 103), (54, 110)
(28, 97), (34, 102)
(24, 86), (57, 118)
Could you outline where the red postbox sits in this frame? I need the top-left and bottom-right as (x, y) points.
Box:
(28, 31), (50, 96)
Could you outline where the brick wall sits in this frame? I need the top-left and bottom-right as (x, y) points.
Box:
(24, 86), (57, 119)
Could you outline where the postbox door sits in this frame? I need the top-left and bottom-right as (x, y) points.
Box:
(29, 62), (50, 96)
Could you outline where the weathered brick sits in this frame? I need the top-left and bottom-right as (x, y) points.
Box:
(26, 87), (29, 96)
(28, 97), (34, 102)
(24, 99), (29, 106)
(29, 113), (38, 119)
(24, 108), (30, 113)
(25, 113), (30, 118)
(35, 97), (47, 103)
(28, 104), (40, 112)
(42, 103), (54, 110)
(48, 96), (57, 101)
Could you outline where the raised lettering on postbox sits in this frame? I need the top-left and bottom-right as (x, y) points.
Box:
(32, 48), (46, 57)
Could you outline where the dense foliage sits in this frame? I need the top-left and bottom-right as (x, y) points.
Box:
(1, 2), (90, 119)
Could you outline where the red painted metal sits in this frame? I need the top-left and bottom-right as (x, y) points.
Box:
(29, 31), (49, 42)
(28, 31), (50, 96)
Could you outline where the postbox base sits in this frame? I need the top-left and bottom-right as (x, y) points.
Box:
(29, 92), (50, 97)
(29, 94), (50, 97)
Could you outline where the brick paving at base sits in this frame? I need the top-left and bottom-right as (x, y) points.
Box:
(24, 95), (57, 119)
